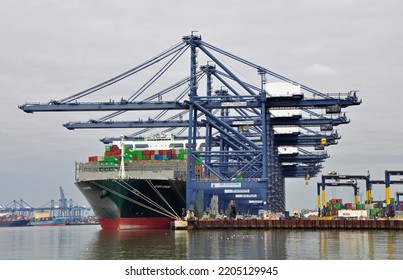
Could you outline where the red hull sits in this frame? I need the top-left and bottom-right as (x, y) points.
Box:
(99, 217), (174, 231)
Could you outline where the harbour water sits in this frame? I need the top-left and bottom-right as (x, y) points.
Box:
(0, 225), (402, 260)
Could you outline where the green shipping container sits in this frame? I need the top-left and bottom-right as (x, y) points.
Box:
(105, 146), (111, 152)
(133, 150), (142, 156)
(103, 156), (119, 163)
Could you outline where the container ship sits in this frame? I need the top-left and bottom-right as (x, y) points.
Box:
(75, 134), (203, 231)
(28, 217), (69, 226)
(0, 213), (31, 227)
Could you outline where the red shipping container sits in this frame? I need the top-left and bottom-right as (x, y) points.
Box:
(105, 151), (120, 157)
(110, 145), (119, 151)
(88, 156), (98, 162)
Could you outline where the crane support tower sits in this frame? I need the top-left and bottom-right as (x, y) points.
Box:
(19, 33), (361, 215)
(385, 171), (403, 206)
(317, 180), (360, 217)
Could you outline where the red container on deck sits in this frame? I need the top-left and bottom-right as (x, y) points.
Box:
(110, 145), (120, 151)
(88, 156), (98, 162)
(105, 151), (119, 157)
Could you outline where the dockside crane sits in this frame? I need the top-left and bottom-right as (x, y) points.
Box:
(35, 186), (90, 219)
(3, 199), (33, 217)
(19, 33), (361, 214)
(317, 181), (360, 217)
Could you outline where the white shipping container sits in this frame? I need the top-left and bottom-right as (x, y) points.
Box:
(338, 209), (368, 218)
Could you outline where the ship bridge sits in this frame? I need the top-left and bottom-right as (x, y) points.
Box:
(19, 33), (361, 215)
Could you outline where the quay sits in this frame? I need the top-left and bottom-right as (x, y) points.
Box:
(179, 219), (403, 230)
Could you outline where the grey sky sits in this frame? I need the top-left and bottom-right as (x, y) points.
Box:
(1, 0), (402, 210)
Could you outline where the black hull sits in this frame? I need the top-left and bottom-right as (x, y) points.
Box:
(0, 220), (31, 227)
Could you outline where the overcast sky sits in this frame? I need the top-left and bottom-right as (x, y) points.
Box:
(1, 0), (403, 211)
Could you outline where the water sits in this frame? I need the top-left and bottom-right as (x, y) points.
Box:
(0, 225), (402, 260)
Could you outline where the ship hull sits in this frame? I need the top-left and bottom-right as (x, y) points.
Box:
(98, 217), (174, 230)
(75, 178), (186, 230)
(0, 219), (30, 227)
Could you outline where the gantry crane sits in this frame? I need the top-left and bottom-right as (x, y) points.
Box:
(317, 181), (360, 216)
(19, 33), (361, 214)
(35, 186), (90, 219)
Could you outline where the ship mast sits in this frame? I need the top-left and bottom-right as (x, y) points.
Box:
(118, 133), (126, 179)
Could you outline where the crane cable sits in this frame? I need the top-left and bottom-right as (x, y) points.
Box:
(59, 41), (187, 103)
(113, 180), (179, 219)
(90, 181), (178, 219)
(145, 179), (181, 218)
(96, 69), (203, 123)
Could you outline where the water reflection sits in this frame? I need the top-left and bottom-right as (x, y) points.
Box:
(86, 228), (403, 260)
(1, 226), (402, 260)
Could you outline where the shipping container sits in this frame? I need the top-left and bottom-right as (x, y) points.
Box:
(103, 156), (119, 163)
(338, 210), (368, 218)
(88, 156), (98, 162)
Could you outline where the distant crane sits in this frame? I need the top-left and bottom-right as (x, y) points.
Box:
(1, 187), (91, 220)
(2, 199), (34, 217)
(37, 186), (91, 220)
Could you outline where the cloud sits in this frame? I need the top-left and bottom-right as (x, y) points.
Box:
(304, 63), (339, 78)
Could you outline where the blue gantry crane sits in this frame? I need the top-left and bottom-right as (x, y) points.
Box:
(318, 172), (403, 217)
(2, 187), (90, 220)
(34, 186), (91, 220)
(19, 33), (361, 215)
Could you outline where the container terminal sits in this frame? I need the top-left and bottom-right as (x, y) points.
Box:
(18, 33), (403, 231)
(1, 186), (96, 226)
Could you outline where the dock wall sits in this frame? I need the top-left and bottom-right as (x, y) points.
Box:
(191, 219), (403, 230)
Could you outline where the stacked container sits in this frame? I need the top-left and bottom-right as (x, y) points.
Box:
(326, 199), (342, 216)
(87, 145), (203, 172)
